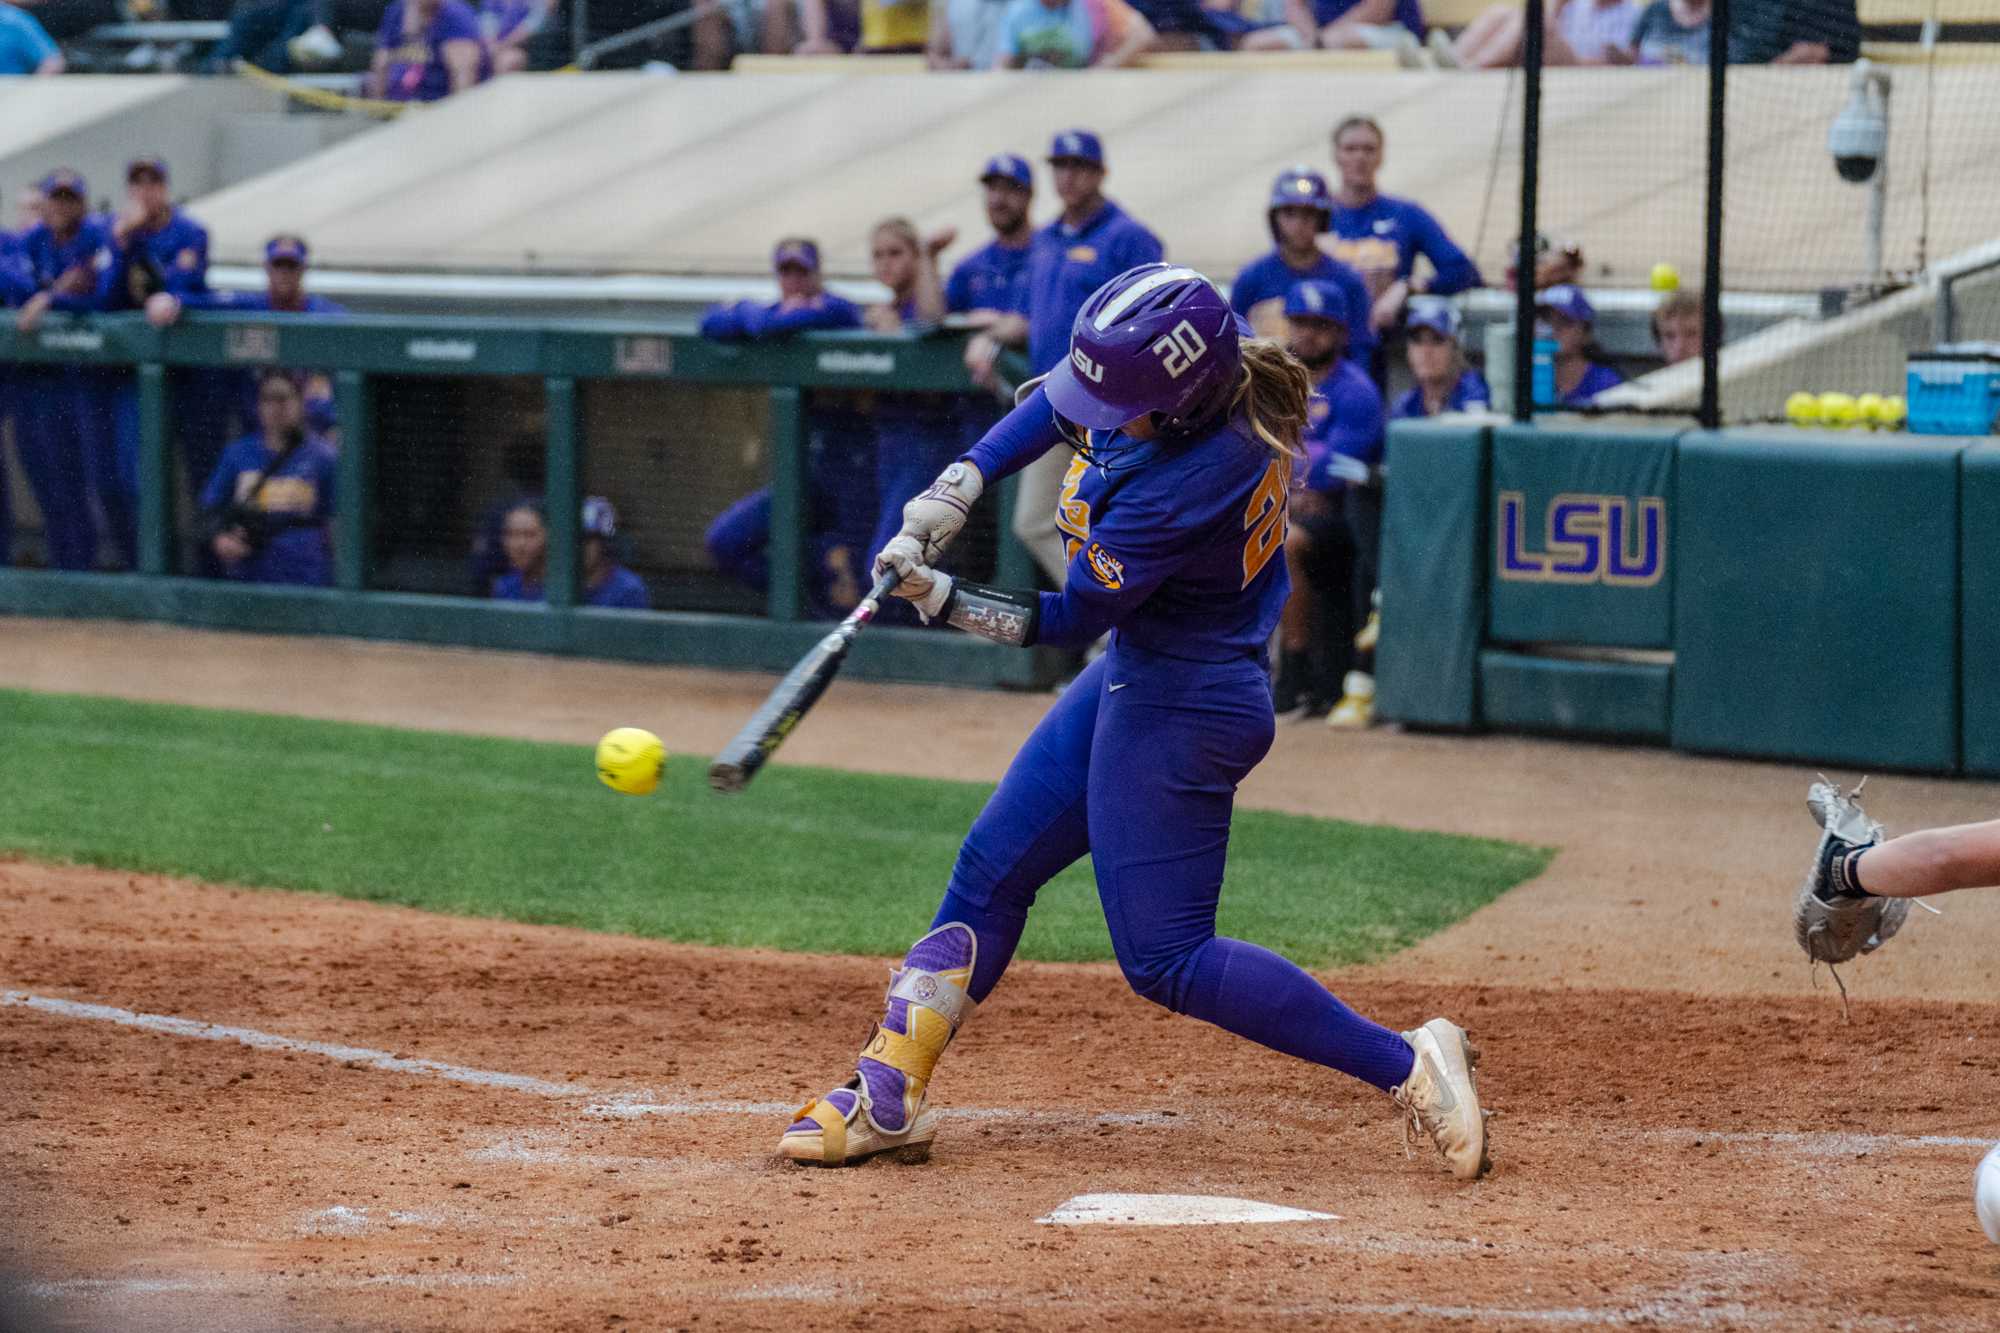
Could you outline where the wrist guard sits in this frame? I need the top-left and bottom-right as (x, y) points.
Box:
(941, 582), (1039, 647)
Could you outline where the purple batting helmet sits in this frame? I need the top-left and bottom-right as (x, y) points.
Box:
(1266, 165), (1334, 241)
(1043, 264), (1242, 441)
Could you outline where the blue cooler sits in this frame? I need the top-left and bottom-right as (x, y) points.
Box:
(1907, 343), (2000, 436)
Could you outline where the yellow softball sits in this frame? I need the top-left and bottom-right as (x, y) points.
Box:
(596, 727), (665, 796)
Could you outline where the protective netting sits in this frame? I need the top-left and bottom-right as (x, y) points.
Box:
(371, 374), (546, 596)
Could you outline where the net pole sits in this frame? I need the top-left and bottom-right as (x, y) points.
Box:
(1699, 0), (1728, 431)
(1514, 0), (1544, 424)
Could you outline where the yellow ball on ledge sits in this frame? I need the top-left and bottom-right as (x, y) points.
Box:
(596, 727), (666, 796)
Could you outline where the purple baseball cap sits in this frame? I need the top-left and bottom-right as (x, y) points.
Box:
(265, 235), (310, 265)
(1405, 297), (1462, 339)
(772, 239), (820, 273)
(1536, 284), (1596, 325)
(1282, 278), (1350, 327)
(979, 153), (1033, 191)
(1047, 129), (1104, 168)
(38, 168), (87, 198)
(126, 156), (170, 183)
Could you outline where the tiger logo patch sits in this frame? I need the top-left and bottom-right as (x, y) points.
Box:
(1084, 543), (1124, 590)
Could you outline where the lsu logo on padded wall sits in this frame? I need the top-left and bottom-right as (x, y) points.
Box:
(1497, 491), (1665, 586)
(1071, 347), (1105, 383)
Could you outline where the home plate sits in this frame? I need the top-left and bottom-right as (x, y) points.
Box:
(1037, 1193), (1339, 1227)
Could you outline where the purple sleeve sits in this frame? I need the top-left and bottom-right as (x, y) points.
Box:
(944, 260), (974, 314)
(1404, 202), (1481, 294)
(1305, 377), (1385, 492)
(964, 385), (1065, 484)
(438, 2), (483, 39)
(1030, 487), (1185, 649)
(742, 297), (863, 338)
(699, 301), (749, 338)
(376, 2), (400, 43)
(163, 223), (209, 299)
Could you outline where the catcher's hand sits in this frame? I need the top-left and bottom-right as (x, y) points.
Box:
(1793, 777), (1908, 984)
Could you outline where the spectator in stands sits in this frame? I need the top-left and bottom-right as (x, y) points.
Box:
(371, 0), (486, 101)
(1652, 288), (1703, 365)
(492, 496), (650, 609)
(1231, 165), (1374, 370)
(209, 0), (342, 75)
(1390, 298), (1490, 418)
(1616, 0), (1708, 63)
(1538, 284), (1624, 405)
(1012, 129), (1163, 587)
(1249, 0), (1424, 52)
(478, 0), (546, 72)
(997, 0), (1109, 66)
(949, 153), (1033, 406)
(927, 0), (1011, 66)
(798, 0), (921, 51)
(1098, 0), (1244, 64)
(701, 238), (864, 339)
(1441, 0), (1640, 68)
(1327, 115), (1482, 337)
(1728, 0), (1856, 63)
(704, 238), (872, 617)
(1275, 278), (1384, 720)
(201, 370), (337, 587)
(12, 169), (106, 572)
(0, 0), (60, 74)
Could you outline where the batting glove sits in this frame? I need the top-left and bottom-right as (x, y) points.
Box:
(873, 535), (954, 622)
(880, 461), (984, 573)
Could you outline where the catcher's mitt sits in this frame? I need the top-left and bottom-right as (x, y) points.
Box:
(1794, 778), (1909, 1008)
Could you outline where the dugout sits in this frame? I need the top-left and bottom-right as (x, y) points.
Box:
(1378, 417), (1995, 774)
(0, 311), (1061, 689)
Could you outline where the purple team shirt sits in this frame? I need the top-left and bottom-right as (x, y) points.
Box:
(377, 0), (487, 102)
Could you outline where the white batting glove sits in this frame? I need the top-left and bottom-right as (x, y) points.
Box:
(878, 461), (985, 574)
(874, 535), (955, 623)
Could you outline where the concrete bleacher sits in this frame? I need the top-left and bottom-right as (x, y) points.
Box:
(185, 64), (2000, 296)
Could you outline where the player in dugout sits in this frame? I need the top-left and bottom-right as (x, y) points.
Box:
(1275, 278), (1385, 722)
(781, 263), (1489, 1180)
(1326, 116), (1482, 348)
(703, 238), (875, 617)
(13, 168), (110, 572)
(1014, 128), (1163, 587)
(1230, 165), (1374, 369)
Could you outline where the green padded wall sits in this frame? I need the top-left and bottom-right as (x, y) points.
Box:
(1674, 430), (1964, 772)
(1377, 421), (1488, 728)
(1479, 651), (1671, 742)
(1961, 444), (2000, 775)
(1488, 425), (1677, 649)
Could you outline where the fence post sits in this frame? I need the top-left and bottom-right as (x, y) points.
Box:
(767, 385), (805, 622)
(544, 375), (580, 609)
(1514, 0), (1543, 425)
(1699, 0), (1730, 431)
(334, 369), (373, 591)
(137, 362), (171, 575)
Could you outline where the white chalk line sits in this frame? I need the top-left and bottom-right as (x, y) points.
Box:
(1, 990), (1188, 1131)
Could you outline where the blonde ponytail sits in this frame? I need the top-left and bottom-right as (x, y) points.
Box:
(1230, 338), (1313, 460)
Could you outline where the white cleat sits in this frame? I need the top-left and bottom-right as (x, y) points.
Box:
(1393, 1017), (1491, 1180)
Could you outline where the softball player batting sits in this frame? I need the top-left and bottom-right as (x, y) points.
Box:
(781, 263), (1490, 1179)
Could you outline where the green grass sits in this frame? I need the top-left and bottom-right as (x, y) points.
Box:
(0, 689), (1552, 968)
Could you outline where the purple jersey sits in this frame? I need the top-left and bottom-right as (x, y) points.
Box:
(1561, 360), (1625, 406)
(494, 563), (651, 609)
(1229, 249), (1376, 368)
(1302, 359), (1384, 493)
(1312, 0), (1425, 34)
(0, 230), (32, 305)
(377, 0), (487, 102)
(1390, 368), (1491, 419)
(967, 389), (1291, 662)
(1326, 195), (1480, 297)
(97, 209), (208, 310)
(1025, 200), (1164, 375)
(946, 238), (1032, 316)
(199, 433), (338, 587)
(20, 218), (110, 311)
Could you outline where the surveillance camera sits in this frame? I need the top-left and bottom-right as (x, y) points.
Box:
(1828, 61), (1888, 184)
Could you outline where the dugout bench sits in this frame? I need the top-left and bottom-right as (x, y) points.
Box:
(1378, 418), (2000, 775)
(0, 311), (1065, 689)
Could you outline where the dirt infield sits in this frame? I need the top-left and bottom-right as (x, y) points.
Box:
(4, 619), (2000, 1331)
